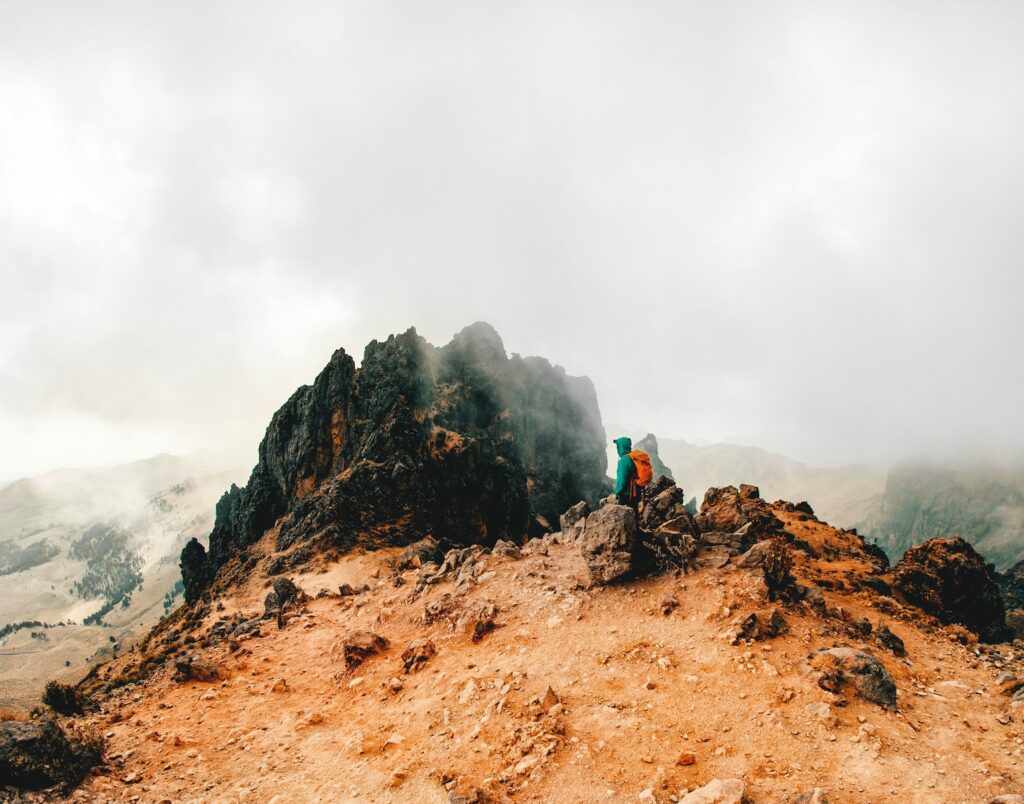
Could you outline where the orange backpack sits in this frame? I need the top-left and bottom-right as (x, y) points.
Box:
(628, 450), (654, 488)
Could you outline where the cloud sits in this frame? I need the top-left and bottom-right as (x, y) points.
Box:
(2, 0), (1024, 479)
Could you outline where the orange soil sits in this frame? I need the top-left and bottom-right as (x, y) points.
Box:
(66, 508), (1024, 803)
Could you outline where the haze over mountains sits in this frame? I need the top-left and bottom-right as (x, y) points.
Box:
(615, 431), (1024, 571)
(5, 411), (1024, 712)
(0, 451), (244, 709)
(12, 323), (1024, 802)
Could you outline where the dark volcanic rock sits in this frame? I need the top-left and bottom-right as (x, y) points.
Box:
(0, 719), (103, 791)
(876, 624), (907, 657)
(180, 537), (211, 605)
(173, 654), (221, 682)
(892, 537), (1011, 642)
(264, 577), (301, 616)
(395, 537), (443, 571)
(184, 323), (607, 598)
(640, 483), (691, 531)
(641, 516), (698, 571)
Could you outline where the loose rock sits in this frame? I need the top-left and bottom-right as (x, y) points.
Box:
(810, 647), (897, 708)
(341, 631), (389, 670)
(402, 638), (437, 673)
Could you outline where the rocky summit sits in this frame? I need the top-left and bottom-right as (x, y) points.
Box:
(181, 323), (607, 602)
(11, 326), (1024, 802)
(39, 479), (1024, 803)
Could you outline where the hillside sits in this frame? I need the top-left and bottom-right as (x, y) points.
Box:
(7, 327), (1024, 802)
(0, 453), (244, 711)
(24, 493), (1024, 803)
(858, 461), (1024, 570)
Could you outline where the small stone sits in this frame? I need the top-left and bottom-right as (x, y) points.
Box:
(676, 752), (697, 766)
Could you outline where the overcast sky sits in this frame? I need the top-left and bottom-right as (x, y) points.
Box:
(2, 1), (1024, 482)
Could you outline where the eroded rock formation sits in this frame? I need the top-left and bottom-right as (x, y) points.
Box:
(183, 323), (606, 601)
(892, 536), (1011, 642)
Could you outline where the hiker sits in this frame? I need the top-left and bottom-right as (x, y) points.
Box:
(613, 436), (652, 514)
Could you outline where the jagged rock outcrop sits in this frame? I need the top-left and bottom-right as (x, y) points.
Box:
(184, 323), (607, 598)
(0, 720), (103, 791)
(640, 482), (692, 531)
(695, 484), (783, 542)
(180, 537), (211, 605)
(893, 537), (1011, 642)
(634, 433), (674, 481)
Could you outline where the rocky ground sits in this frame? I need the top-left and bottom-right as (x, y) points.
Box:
(11, 497), (1024, 803)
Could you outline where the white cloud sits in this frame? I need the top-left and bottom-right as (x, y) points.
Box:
(2, 0), (1024, 478)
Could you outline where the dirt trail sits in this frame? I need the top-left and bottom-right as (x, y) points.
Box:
(62, 507), (1024, 802)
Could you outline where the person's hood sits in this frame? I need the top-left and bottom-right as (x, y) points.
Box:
(613, 436), (632, 457)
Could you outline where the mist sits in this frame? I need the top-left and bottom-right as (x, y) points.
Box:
(3, 1), (1024, 481)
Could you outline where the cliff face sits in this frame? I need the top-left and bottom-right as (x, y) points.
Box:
(183, 323), (607, 600)
(859, 461), (1024, 569)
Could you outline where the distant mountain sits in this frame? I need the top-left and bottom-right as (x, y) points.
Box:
(639, 435), (1024, 571)
(0, 452), (244, 710)
(650, 436), (886, 530)
(857, 460), (1024, 570)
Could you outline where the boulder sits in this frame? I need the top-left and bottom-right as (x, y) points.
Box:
(737, 540), (772, 568)
(0, 719), (103, 791)
(491, 539), (522, 558)
(640, 484), (689, 531)
(680, 778), (745, 804)
(735, 608), (788, 643)
(892, 537), (1011, 642)
(401, 638), (437, 673)
(559, 501), (591, 542)
(695, 485), (783, 539)
(809, 647), (896, 708)
(173, 654), (222, 682)
(577, 504), (637, 584)
(341, 631), (389, 670)
(394, 537), (442, 570)
(179, 537), (211, 605)
(264, 576), (301, 616)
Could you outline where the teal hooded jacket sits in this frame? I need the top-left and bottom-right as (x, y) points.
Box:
(613, 436), (637, 504)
